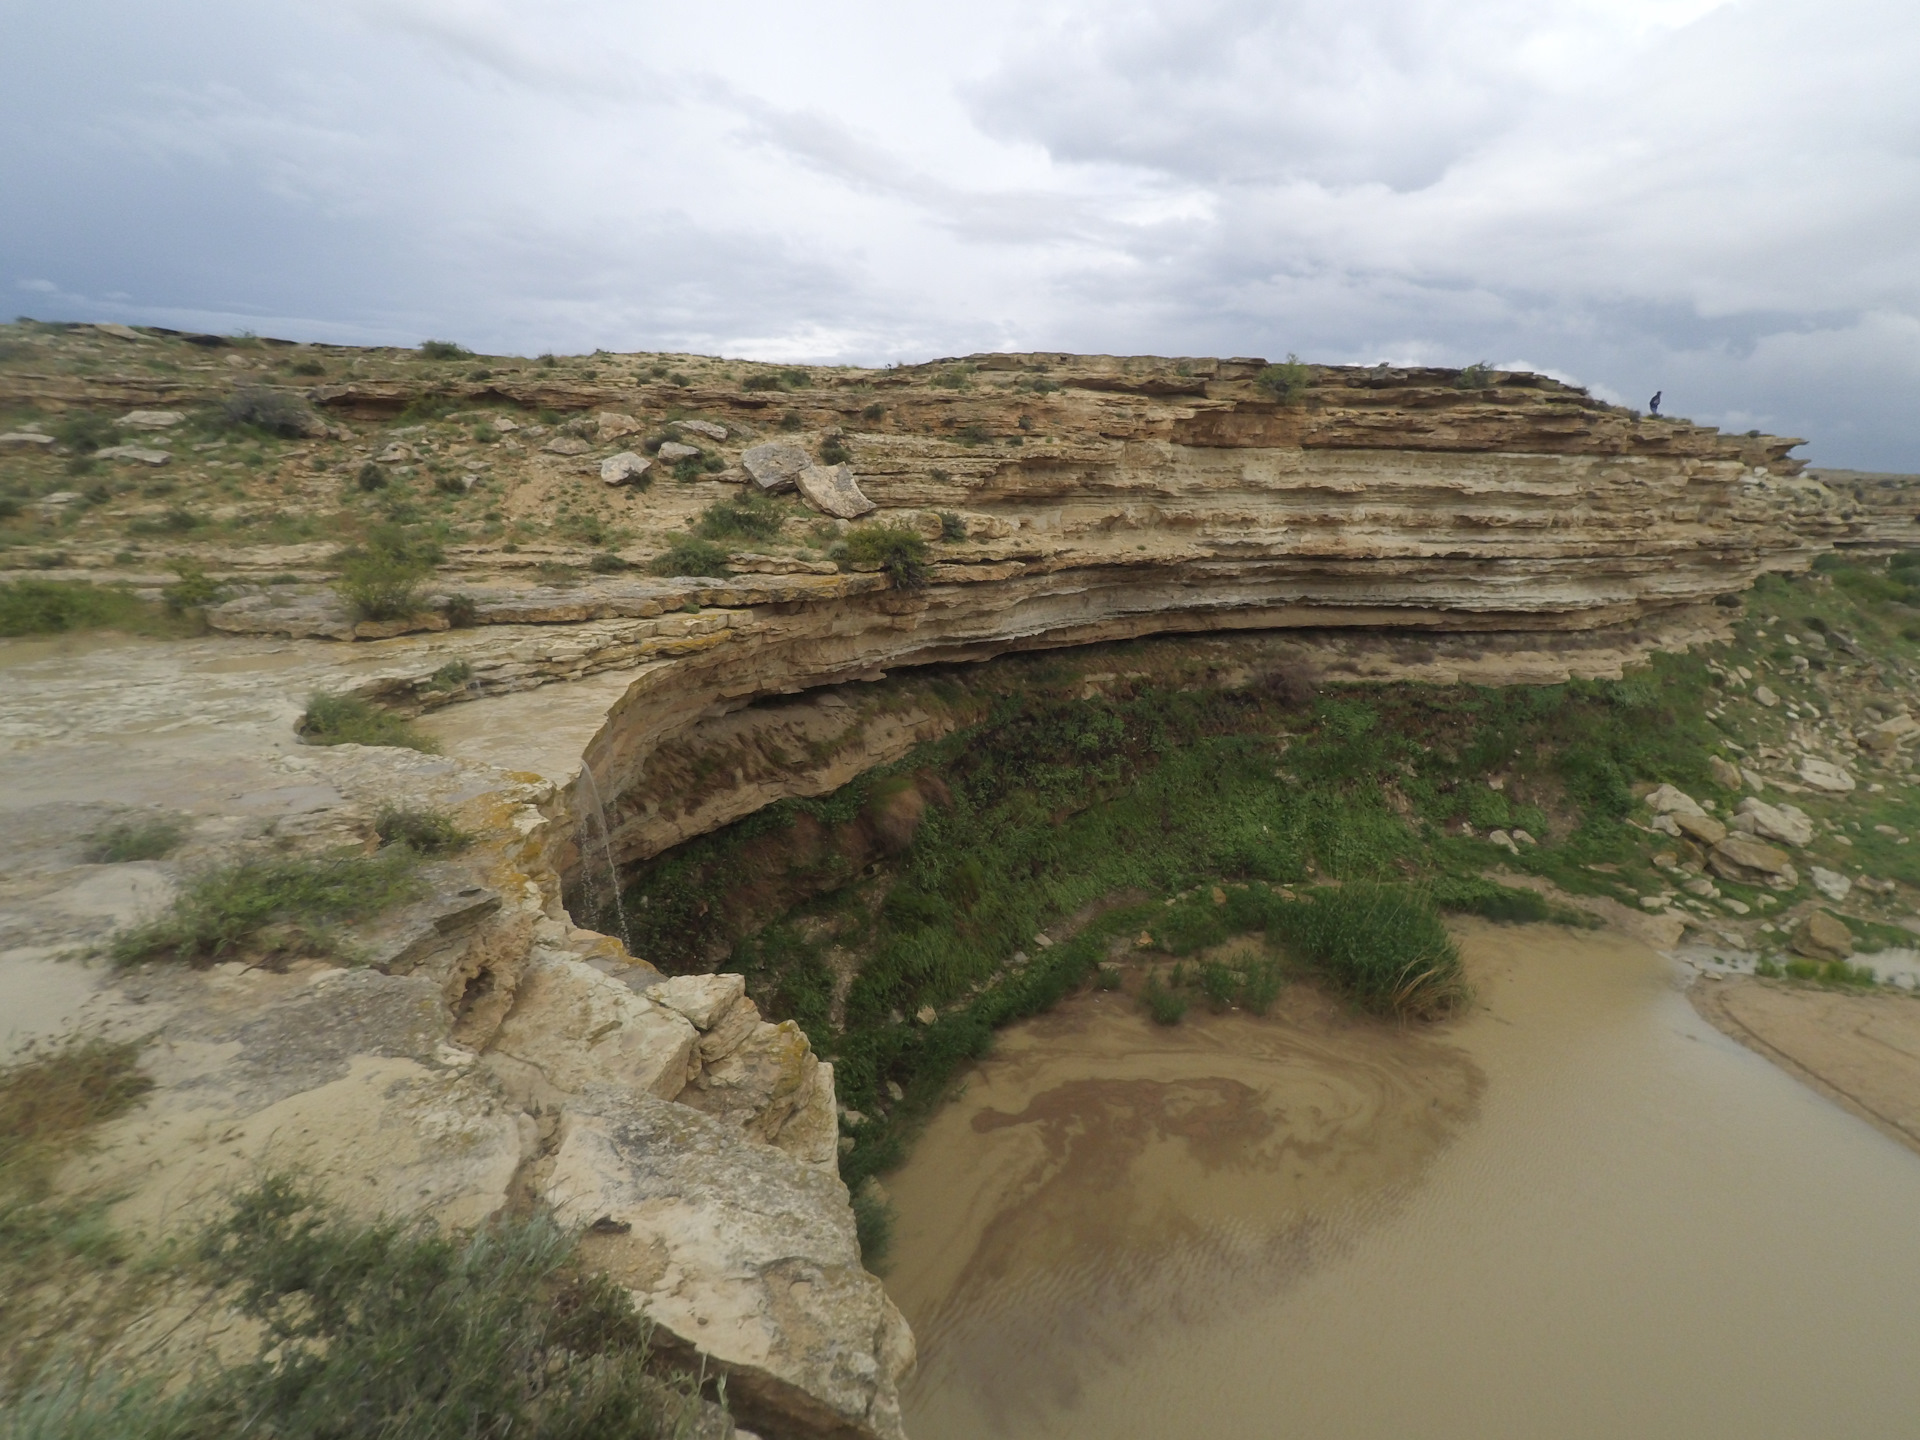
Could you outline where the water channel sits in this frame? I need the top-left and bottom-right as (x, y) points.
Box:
(886, 922), (1920, 1439)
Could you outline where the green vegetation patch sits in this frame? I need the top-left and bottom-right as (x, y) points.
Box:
(299, 692), (439, 752)
(0, 580), (190, 638)
(108, 847), (422, 968)
(693, 491), (790, 544)
(84, 813), (187, 864)
(6, 1178), (715, 1440)
(842, 524), (928, 589)
(374, 805), (470, 856)
(647, 536), (730, 578)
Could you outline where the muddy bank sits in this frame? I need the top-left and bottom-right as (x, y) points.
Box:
(891, 920), (1920, 1440)
(1692, 975), (1920, 1153)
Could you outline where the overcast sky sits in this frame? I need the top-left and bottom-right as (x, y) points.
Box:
(3, 0), (1916, 467)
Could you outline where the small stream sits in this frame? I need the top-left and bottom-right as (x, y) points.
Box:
(886, 921), (1920, 1440)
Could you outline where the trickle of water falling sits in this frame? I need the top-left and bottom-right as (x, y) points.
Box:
(576, 762), (632, 950)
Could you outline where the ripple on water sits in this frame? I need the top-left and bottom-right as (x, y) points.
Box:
(886, 994), (1483, 1431)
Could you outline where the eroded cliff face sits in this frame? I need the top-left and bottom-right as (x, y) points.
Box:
(1, 340), (1867, 1440)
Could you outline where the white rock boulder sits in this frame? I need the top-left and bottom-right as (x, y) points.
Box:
(601, 451), (652, 486)
(796, 464), (877, 520)
(743, 442), (812, 492)
(1797, 757), (1856, 793)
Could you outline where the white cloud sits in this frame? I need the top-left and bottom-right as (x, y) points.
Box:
(1, 0), (1916, 465)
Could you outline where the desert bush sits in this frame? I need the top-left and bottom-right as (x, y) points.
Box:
(693, 492), (787, 544)
(1256, 355), (1312, 405)
(109, 847), (421, 967)
(333, 527), (437, 622)
(290, 358), (325, 376)
(819, 437), (851, 465)
(861, 403), (887, 421)
(843, 524), (929, 590)
(51, 413), (117, 453)
(441, 593), (478, 628)
(298, 692), (438, 752)
(417, 339), (471, 360)
(1456, 362), (1496, 390)
(588, 552), (628, 573)
(374, 804), (469, 855)
(220, 385), (317, 438)
(426, 658), (473, 689)
(646, 536), (731, 578)
(84, 813), (186, 863)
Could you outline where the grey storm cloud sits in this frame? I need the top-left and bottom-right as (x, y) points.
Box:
(2, 0), (1916, 467)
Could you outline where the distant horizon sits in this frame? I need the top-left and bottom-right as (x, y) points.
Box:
(6, 1), (1915, 471)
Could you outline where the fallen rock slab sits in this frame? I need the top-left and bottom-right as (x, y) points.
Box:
(1792, 909), (1855, 961)
(1810, 866), (1853, 902)
(680, 419), (728, 441)
(743, 442), (811, 492)
(95, 444), (171, 465)
(1798, 757), (1856, 793)
(795, 464), (877, 520)
(0, 430), (54, 447)
(1709, 834), (1799, 890)
(1674, 812), (1727, 846)
(1645, 784), (1705, 816)
(546, 1096), (913, 1440)
(1732, 796), (1814, 847)
(601, 451), (652, 486)
(118, 409), (186, 429)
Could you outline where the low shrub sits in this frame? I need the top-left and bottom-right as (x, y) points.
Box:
(84, 814), (186, 863)
(417, 339), (471, 360)
(298, 693), (438, 752)
(1256, 355), (1312, 405)
(937, 511), (966, 542)
(843, 525), (929, 590)
(220, 385), (318, 438)
(1272, 883), (1464, 1017)
(0, 580), (143, 637)
(1142, 975), (1189, 1025)
(109, 848), (422, 967)
(441, 593), (478, 628)
(333, 527), (438, 622)
(693, 492), (787, 544)
(52, 413), (118, 453)
(1456, 362), (1496, 390)
(374, 804), (470, 855)
(646, 536), (730, 578)
(290, 358), (325, 376)
(162, 560), (223, 614)
(426, 658), (473, 690)
(588, 552), (628, 573)
(15, 1177), (712, 1439)
(819, 437), (851, 465)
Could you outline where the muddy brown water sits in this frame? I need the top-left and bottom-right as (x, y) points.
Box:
(887, 921), (1920, 1439)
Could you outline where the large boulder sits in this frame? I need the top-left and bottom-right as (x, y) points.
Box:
(795, 464), (877, 520)
(1709, 835), (1799, 890)
(484, 949), (697, 1111)
(1707, 755), (1744, 790)
(1797, 757), (1856, 793)
(742, 442), (812, 492)
(1673, 812), (1727, 846)
(1731, 796), (1814, 847)
(1645, 784), (1705, 817)
(545, 1096), (913, 1440)
(1810, 866), (1853, 902)
(601, 451), (652, 486)
(1791, 910), (1854, 961)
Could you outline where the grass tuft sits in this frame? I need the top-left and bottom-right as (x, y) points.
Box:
(1273, 884), (1465, 1017)
(108, 847), (421, 968)
(647, 536), (730, 578)
(298, 692), (439, 752)
(84, 814), (187, 864)
(374, 805), (470, 855)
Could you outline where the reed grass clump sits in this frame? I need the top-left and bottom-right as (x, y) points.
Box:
(298, 693), (438, 752)
(1272, 883), (1464, 1016)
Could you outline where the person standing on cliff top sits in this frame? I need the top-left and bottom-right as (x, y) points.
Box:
(1648, 390), (1662, 415)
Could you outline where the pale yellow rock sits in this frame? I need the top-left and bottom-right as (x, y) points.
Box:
(545, 1098), (912, 1440)
(485, 950), (696, 1110)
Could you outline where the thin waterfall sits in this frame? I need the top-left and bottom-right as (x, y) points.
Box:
(576, 762), (632, 951)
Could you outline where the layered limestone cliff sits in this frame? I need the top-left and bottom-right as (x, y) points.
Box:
(0, 337), (1862, 1439)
